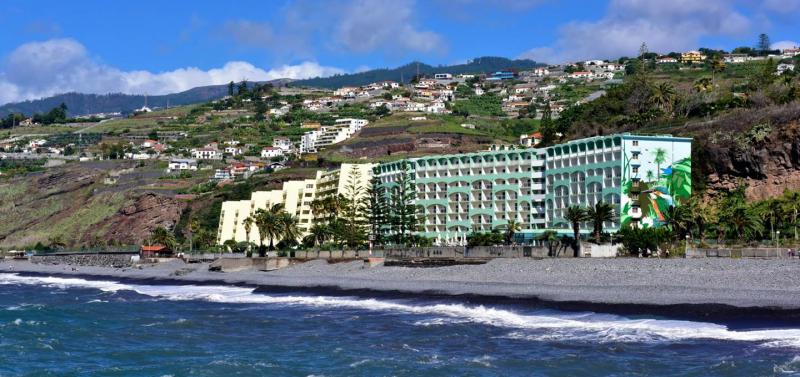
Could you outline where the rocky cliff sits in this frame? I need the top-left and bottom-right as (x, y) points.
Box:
(0, 162), (185, 249)
(686, 103), (800, 200)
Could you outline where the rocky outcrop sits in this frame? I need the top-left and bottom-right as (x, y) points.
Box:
(99, 193), (186, 245)
(692, 103), (800, 200)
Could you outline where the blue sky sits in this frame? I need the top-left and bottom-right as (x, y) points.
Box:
(0, 0), (798, 104)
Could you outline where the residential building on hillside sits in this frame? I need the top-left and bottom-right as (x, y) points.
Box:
(680, 50), (706, 62)
(299, 118), (369, 154)
(723, 54), (748, 63)
(261, 147), (284, 159)
(217, 163), (376, 244)
(657, 56), (678, 64)
(487, 71), (515, 81)
(373, 134), (691, 245)
(167, 158), (198, 172)
(273, 136), (293, 153)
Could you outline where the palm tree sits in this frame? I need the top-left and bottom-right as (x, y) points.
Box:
(666, 205), (693, 240)
(710, 57), (725, 87)
(780, 191), (800, 241)
(652, 147), (667, 181)
(243, 217), (253, 245)
(536, 230), (560, 257)
(497, 220), (522, 245)
(564, 205), (588, 256)
(586, 202), (615, 244)
(723, 205), (763, 242)
(279, 212), (300, 246)
(307, 223), (330, 247)
(149, 226), (176, 250)
(651, 82), (676, 114)
(687, 198), (716, 243)
(188, 218), (199, 253)
(251, 204), (285, 254)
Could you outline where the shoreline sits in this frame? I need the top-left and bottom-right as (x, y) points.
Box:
(3, 258), (800, 325)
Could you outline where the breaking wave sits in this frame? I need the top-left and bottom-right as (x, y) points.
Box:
(3, 273), (800, 347)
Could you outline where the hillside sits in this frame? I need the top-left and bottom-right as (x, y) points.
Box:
(294, 56), (543, 88)
(0, 79), (293, 118)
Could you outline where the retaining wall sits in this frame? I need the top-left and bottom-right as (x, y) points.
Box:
(686, 248), (798, 259)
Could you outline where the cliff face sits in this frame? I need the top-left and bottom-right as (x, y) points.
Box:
(84, 193), (185, 246)
(691, 103), (800, 200)
(0, 163), (185, 249)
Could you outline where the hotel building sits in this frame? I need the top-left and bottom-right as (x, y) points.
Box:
(374, 134), (691, 245)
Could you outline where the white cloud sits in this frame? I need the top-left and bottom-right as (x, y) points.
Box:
(519, 0), (751, 63)
(771, 40), (799, 51)
(334, 0), (445, 54)
(0, 38), (344, 105)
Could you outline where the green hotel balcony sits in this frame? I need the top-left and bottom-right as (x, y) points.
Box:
(416, 198), (448, 207)
(446, 220), (471, 229)
(468, 208), (493, 216)
(492, 184), (519, 193)
(447, 186), (471, 195)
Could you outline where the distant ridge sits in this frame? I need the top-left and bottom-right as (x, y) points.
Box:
(0, 79), (293, 117)
(0, 56), (542, 117)
(293, 56), (544, 89)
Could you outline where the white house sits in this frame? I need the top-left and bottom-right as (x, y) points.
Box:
(167, 159), (198, 172)
(261, 147), (284, 159)
(434, 73), (453, 80)
(568, 71), (593, 79)
(723, 54), (747, 63)
(533, 68), (550, 76)
(273, 136), (293, 152)
(334, 86), (358, 97)
(213, 169), (232, 180)
(224, 146), (243, 156)
(425, 100), (447, 114)
(519, 132), (542, 147)
(191, 147), (221, 160)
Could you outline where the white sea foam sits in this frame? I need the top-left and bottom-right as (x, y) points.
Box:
(3, 273), (800, 347)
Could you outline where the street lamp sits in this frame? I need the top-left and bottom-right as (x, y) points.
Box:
(685, 234), (690, 256)
(776, 230), (781, 248)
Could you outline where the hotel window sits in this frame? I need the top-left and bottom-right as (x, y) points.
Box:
(632, 140), (639, 146)
(632, 167), (639, 174)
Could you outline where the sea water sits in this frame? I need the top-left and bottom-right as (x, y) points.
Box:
(1, 273), (799, 376)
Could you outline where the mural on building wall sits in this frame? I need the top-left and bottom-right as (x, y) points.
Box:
(621, 147), (691, 229)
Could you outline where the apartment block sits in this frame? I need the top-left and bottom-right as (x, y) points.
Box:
(299, 118), (368, 154)
(217, 163), (376, 245)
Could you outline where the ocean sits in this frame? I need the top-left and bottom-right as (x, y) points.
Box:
(1, 273), (799, 376)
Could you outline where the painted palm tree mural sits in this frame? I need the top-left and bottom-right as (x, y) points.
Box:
(621, 144), (691, 229)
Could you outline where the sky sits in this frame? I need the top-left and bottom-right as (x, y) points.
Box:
(0, 0), (798, 105)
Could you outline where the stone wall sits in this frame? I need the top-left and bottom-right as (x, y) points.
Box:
(686, 248), (798, 258)
(30, 253), (137, 267)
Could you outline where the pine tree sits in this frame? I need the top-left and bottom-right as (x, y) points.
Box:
(757, 33), (771, 55)
(540, 103), (557, 146)
(366, 175), (388, 246)
(389, 162), (418, 245)
(340, 168), (369, 248)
